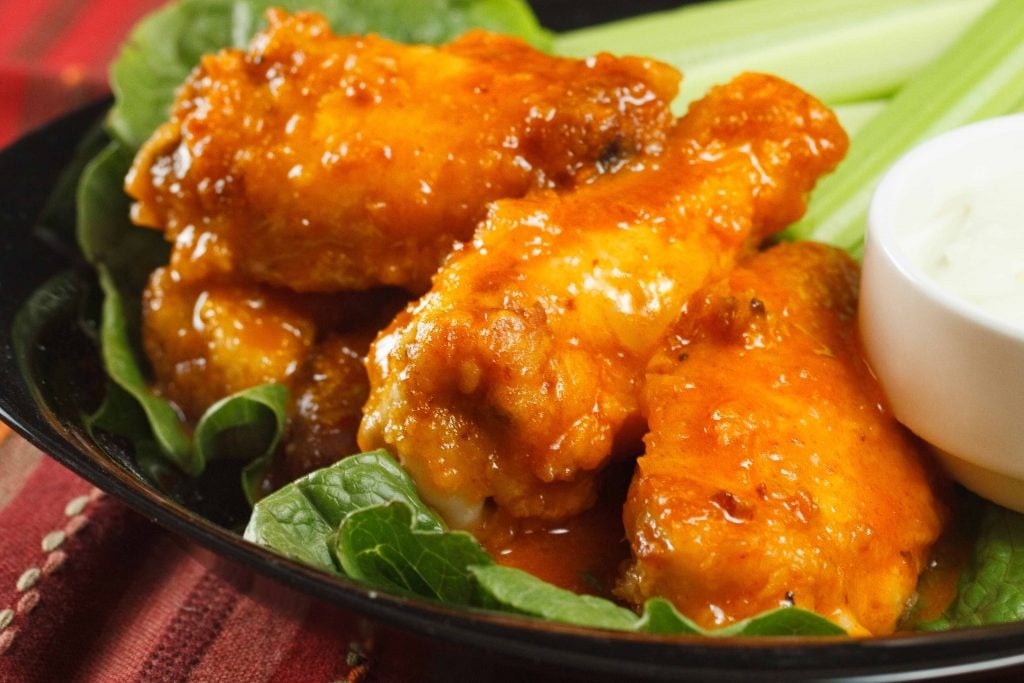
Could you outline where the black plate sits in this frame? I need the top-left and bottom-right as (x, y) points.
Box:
(3, 3), (1024, 681)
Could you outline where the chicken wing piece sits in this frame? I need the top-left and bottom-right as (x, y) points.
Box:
(142, 267), (405, 422)
(273, 329), (379, 486)
(143, 268), (317, 421)
(125, 10), (680, 293)
(360, 74), (848, 528)
(620, 242), (949, 635)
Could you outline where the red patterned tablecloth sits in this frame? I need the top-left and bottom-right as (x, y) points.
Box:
(0, 435), (379, 681)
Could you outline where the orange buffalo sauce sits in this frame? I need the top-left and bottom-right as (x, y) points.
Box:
(903, 496), (976, 628)
(470, 460), (971, 628)
(473, 468), (633, 597)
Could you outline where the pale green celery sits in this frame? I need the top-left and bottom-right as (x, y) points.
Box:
(832, 100), (887, 136)
(787, 0), (1024, 253)
(553, 0), (992, 111)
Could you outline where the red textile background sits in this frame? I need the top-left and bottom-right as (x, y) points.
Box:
(1, 433), (566, 682)
(0, 0), (164, 146)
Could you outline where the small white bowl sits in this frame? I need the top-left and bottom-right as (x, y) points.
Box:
(859, 114), (1024, 512)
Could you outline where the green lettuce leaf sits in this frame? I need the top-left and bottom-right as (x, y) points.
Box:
(77, 137), (290, 485)
(244, 449), (442, 571)
(108, 0), (550, 149)
(94, 263), (290, 482)
(86, 380), (184, 487)
(77, 139), (195, 470)
(335, 502), (491, 605)
(244, 481), (342, 572)
(194, 383), (289, 504)
(96, 265), (196, 471)
(472, 565), (844, 637)
(470, 564), (639, 630)
(247, 451), (848, 636)
(77, 140), (167, 293)
(921, 505), (1024, 630)
(715, 606), (847, 637)
(633, 597), (703, 635)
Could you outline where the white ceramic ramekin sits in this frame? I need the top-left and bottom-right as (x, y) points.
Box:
(859, 114), (1024, 512)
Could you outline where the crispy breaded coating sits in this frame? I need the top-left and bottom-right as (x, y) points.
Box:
(142, 267), (405, 423)
(275, 330), (376, 484)
(125, 10), (680, 293)
(359, 74), (848, 528)
(620, 242), (948, 635)
(142, 268), (317, 421)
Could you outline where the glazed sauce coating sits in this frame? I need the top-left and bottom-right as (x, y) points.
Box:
(621, 242), (949, 635)
(474, 465), (632, 597)
(143, 265), (408, 483)
(273, 330), (377, 486)
(360, 73), (849, 529)
(125, 10), (680, 293)
(142, 267), (317, 421)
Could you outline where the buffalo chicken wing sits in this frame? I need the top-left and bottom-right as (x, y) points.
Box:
(126, 10), (680, 293)
(620, 242), (948, 635)
(360, 74), (849, 528)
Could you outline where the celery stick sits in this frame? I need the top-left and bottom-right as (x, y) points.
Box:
(554, 0), (992, 110)
(832, 100), (887, 136)
(787, 0), (1024, 253)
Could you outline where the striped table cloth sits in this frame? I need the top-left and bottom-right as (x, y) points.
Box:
(0, 429), (378, 681)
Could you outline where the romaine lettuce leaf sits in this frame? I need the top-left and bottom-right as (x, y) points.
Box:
(95, 267), (290, 482)
(196, 383), (290, 504)
(714, 605), (847, 637)
(77, 141), (192, 468)
(470, 564), (642, 630)
(247, 450), (848, 636)
(76, 139), (290, 484)
(472, 565), (845, 636)
(336, 502), (491, 605)
(244, 449), (443, 571)
(96, 264), (196, 471)
(921, 505), (1024, 630)
(77, 141), (167, 296)
(86, 380), (184, 487)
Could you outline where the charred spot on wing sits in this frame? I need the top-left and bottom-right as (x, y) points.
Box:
(597, 137), (627, 173)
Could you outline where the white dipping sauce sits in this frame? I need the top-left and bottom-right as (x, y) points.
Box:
(861, 113), (1024, 514)
(890, 121), (1024, 332)
(901, 171), (1024, 328)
